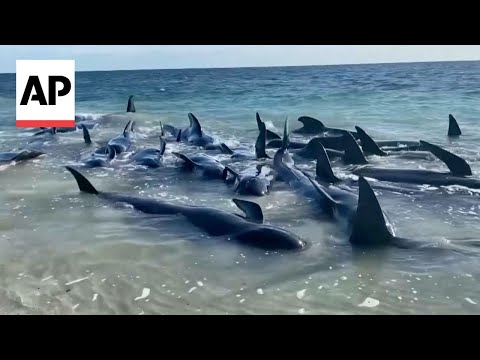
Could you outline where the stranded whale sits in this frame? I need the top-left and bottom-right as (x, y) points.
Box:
(65, 166), (307, 251)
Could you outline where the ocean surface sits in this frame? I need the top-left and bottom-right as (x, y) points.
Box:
(1, 61), (480, 314)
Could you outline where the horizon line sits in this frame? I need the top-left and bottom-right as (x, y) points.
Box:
(1, 58), (479, 75)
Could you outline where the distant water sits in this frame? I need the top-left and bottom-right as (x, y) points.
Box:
(0, 61), (480, 314)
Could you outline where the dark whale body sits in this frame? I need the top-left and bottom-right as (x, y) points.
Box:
(65, 166), (307, 251)
(164, 113), (221, 150)
(0, 150), (44, 164)
(352, 140), (480, 189)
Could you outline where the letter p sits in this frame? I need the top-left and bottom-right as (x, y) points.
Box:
(49, 76), (71, 105)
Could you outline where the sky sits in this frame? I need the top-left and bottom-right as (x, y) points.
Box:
(1, 45), (480, 73)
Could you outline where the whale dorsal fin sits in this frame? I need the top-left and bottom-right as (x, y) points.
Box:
(65, 166), (99, 195)
(163, 124), (178, 137)
(122, 120), (133, 137)
(224, 165), (240, 179)
(256, 112), (263, 131)
(282, 118), (289, 151)
(355, 126), (388, 156)
(81, 124), (92, 144)
(448, 114), (461, 137)
(297, 138), (325, 160)
(297, 116), (325, 132)
(232, 198), (264, 224)
(314, 141), (342, 184)
(256, 112), (281, 141)
(172, 152), (200, 170)
(188, 113), (203, 136)
(176, 129), (182, 142)
(255, 118), (270, 159)
(266, 130), (281, 141)
(342, 131), (368, 165)
(127, 95), (136, 113)
(220, 143), (234, 155)
(349, 177), (393, 247)
(419, 140), (472, 176)
(158, 120), (165, 136)
(159, 137), (166, 156)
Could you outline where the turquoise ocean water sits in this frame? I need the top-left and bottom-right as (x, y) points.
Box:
(0, 61), (479, 314)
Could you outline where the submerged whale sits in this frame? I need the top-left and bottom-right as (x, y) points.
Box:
(65, 166), (307, 251)
(25, 127), (59, 151)
(352, 140), (480, 189)
(74, 96), (139, 125)
(311, 139), (424, 195)
(267, 134), (350, 153)
(359, 115), (461, 152)
(33, 121), (97, 135)
(355, 126), (435, 160)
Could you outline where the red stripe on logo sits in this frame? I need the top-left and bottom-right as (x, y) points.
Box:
(16, 120), (76, 128)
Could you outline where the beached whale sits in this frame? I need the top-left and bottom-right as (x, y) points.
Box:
(125, 136), (166, 168)
(226, 165), (274, 197)
(164, 113), (223, 150)
(172, 152), (233, 181)
(105, 120), (136, 155)
(65, 166), (307, 251)
(274, 119), (400, 235)
(0, 150), (44, 164)
(291, 116), (360, 139)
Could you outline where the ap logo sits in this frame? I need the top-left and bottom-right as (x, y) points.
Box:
(16, 60), (75, 128)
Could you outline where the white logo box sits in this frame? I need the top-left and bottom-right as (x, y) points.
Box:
(16, 60), (75, 128)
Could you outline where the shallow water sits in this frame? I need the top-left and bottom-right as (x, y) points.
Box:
(1, 61), (480, 314)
